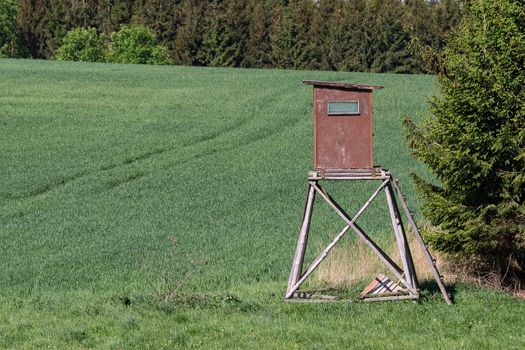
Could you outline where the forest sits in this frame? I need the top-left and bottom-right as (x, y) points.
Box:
(1, 0), (463, 73)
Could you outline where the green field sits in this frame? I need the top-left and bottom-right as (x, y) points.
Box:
(0, 59), (523, 349)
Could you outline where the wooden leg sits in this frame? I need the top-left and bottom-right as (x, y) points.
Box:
(287, 183), (316, 296)
(385, 183), (418, 292)
(390, 177), (453, 305)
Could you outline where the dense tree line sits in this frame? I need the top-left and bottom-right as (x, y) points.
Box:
(1, 0), (463, 72)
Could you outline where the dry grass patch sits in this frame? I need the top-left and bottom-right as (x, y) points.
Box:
(314, 233), (449, 288)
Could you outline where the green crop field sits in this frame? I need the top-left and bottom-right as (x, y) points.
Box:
(0, 59), (523, 349)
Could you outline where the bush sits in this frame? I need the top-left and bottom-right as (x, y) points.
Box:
(404, 0), (525, 287)
(0, 0), (17, 57)
(54, 28), (105, 62)
(106, 25), (171, 65)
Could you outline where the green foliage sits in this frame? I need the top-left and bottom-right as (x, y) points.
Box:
(197, 0), (247, 67)
(0, 0), (16, 56)
(54, 25), (171, 65)
(106, 25), (171, 64)
(270, 0), (314, 70)
(240, 1), (273, 68)
(54, 27), (104, 62)
(9, 0), (463, 72)
(403, 0), (463, 74)
(306, 0), (341, 70)
(15, 0), (49, 58)
(131, 0), (178, 49)
(368, 0), (414, 73)
(404, 0), (525, 283)
(330, 0), (370, 72)
(172, 0), (205, 66)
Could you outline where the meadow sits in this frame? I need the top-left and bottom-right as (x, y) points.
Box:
(0, 59), (523, 348)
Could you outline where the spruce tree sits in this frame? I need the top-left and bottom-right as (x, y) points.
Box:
(368, 0), (413, 73)
(403, 0), (462, 74)
(307, 0), (340, 70)
(336, 0), (369, 72)
(197, 0), (248, 67)
(269, 0), (315, 70)
(404, 0), (525, 285)
(131, 0), (178, 49)
(172, 0), (205, 66)
(241, 0), (273, 68)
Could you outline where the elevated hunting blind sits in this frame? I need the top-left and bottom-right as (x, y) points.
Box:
(285, 80), (452, 304)
(305, 80), (381, 170)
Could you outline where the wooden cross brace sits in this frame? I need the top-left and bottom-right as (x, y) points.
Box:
(285, 172), (452, 305)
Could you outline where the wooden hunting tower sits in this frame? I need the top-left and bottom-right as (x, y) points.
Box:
(285, 80), (452, 304)
(304, 80), (383, 170)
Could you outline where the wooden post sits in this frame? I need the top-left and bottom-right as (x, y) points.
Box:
(384, 183), (418, 292)
(287, 183), (316, 295)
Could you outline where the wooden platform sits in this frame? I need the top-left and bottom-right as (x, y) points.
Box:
(308, 167), (388, 180)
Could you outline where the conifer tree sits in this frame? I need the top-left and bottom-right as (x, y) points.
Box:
(65, 0), (99, 29)
(131, 0), (178, 48)
(172, 0), (205, 66)
(335, 0), (370, 72)
(403, 0), (462, 74)
(197, 0), (248, 67)
(96, 0), (135, 35)
(368, 0), (413, 73)
(404, 0), (525, 285)
(241, 0), (273, 68)
(307, 0), (341, 70)
(270, 0), (314, 69)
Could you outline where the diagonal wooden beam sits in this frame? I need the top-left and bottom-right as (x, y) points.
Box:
(310, 182), (417, 293)
(286, 180), (389, 298)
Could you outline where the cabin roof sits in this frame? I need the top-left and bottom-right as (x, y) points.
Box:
(303, 80), (384, 91)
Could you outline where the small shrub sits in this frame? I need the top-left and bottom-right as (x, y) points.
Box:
(142, 237), (207, 303)
(55, 28), (105, 62)
(106, 25), (171, 65)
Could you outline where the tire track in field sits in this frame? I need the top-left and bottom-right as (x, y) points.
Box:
(173, 114), (303, 166)
(103, 116), (250, 190)
(0, 117), (249, 205)
(90, 85), (294, 189)
(0, 84), (300, 212)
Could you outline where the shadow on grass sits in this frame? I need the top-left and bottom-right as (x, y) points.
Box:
(419, 280), (458, 303)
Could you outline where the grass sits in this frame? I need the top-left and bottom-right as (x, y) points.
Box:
(0, 59), (523, 348)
